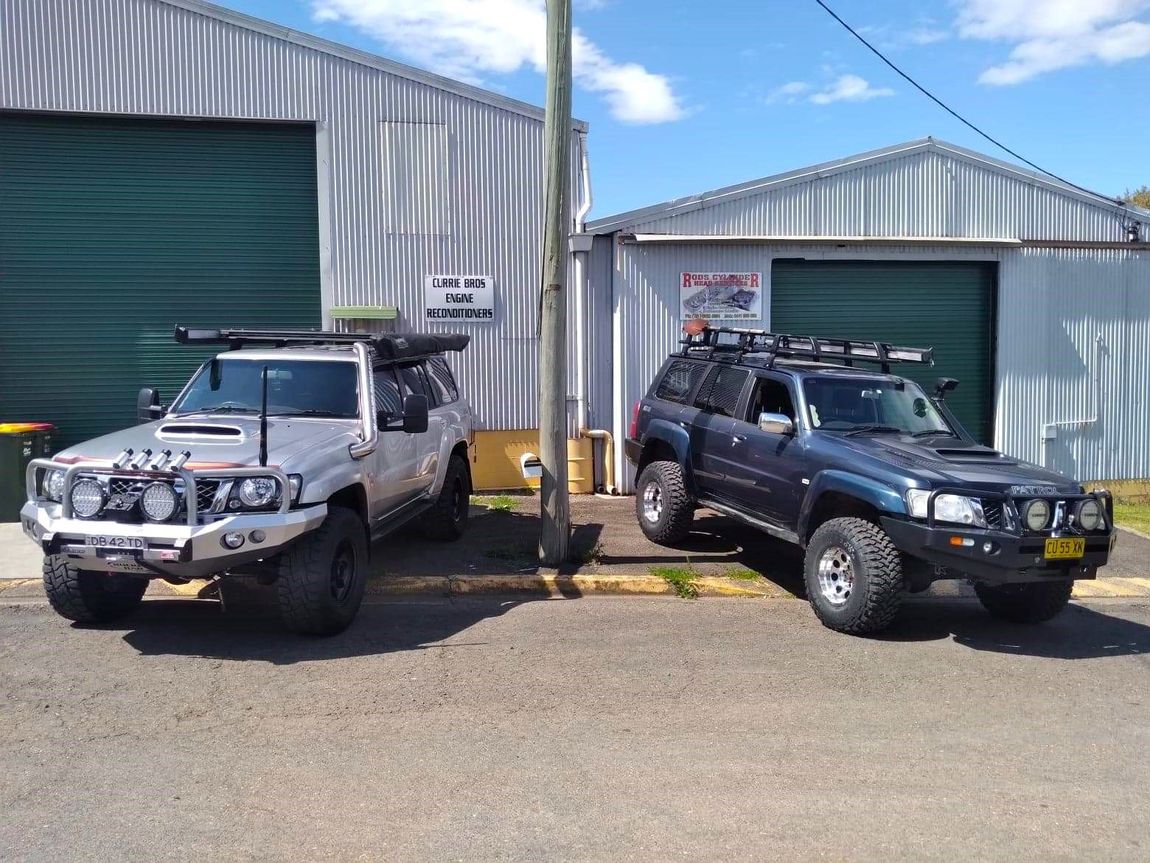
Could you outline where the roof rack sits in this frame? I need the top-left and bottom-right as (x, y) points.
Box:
(174, 326), (469, 361)
(681, 325), (932, 374)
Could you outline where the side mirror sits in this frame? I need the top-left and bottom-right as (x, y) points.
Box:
(137, 387), (163, 423)
(401, 394), (429, 434)
(758, 412), (795, 436)
(934, 377), (959, 400)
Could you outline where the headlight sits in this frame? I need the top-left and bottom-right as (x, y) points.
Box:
(70, 478), (106, 518)
(1022, 499), (1051, 531)
(906, 489), (988, 527)
(42, 469), (66, 502)
(141, 482), (179, 522)
(237, 476), (279, 508)
(1075, 499), (1102, 531)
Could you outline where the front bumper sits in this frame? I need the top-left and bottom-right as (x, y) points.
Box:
(881, 516), (1116, 585)
(20, 500), (327, 579)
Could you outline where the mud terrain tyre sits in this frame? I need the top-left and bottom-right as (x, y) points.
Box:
(635, 460), (694, 544)
(804, 517), (903, 635)
(42, 557), (147, 624)
(420, 454), (471, 542)
(974, 580), (1073, 623)
(276, 506), (368, 636)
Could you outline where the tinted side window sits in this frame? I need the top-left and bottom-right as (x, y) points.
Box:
(694, 366), (748, 417)
(425, 356), (459, 405)
(654, 360), (705, 404)
(747, 378), (797, 423)
(373, 369), (404, 415)
(396, 364), (432, 400)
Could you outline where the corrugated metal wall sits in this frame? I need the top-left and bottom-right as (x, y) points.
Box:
(623, 148), (1128, 243)
(0, 0), (589, 434)
(600, 236), (1150, 490)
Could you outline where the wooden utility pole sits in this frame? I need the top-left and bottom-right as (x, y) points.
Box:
(538, 0), (572, 566)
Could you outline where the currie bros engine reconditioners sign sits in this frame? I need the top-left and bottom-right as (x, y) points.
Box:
(424, 275), (496, 322)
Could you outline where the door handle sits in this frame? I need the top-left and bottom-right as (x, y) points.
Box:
(731, 434), (746, 445)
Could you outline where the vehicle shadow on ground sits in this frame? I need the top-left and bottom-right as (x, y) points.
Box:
(106, 594), (539, 666)
(881, 599), (1150, 659)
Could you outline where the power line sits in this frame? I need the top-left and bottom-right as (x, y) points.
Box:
(810, 0), (1126, 206)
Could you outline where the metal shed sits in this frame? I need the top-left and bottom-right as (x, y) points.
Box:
(585, 139), (1150, 492)
(0, 0), (593, 486)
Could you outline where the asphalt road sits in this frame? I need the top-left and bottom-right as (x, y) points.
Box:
(2, 595), (1149, 862)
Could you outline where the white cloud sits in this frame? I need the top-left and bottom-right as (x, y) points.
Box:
(311, 0), (684, 124)
(809, 74), (894, 104)
(767, 75), (893, 106)
(955, 0), (1150, 84)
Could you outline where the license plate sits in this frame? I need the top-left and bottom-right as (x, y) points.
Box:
(85, 535), (146, 550)
(1044, 537), (1085, 560)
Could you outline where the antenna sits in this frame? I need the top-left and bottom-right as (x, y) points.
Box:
(258, 365), (269, 468)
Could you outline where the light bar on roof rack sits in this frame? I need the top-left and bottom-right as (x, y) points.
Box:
(173, 326), (470, 359)
(680, 324), (932, 372)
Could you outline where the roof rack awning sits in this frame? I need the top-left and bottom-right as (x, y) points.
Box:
(621, 234), (1023, 247)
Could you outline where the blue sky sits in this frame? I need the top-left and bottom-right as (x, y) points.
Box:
(228, 0), (1150, 218)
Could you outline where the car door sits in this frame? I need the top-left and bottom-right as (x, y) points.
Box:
(687, 364), (751, 502)
(396, 362), (443, 496)
(724, 373), (808, 525)
(369, 366), (419, 520)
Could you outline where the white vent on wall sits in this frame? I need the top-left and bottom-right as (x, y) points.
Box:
(381, 121), (450, 236)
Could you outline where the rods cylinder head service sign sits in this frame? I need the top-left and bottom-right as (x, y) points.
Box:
(425, 275), (496, 321)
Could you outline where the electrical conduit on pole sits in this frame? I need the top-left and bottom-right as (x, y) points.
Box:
(538, 0), (572, 566)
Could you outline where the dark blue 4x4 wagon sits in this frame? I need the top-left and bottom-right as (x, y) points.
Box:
(625, 325), (1117, 635)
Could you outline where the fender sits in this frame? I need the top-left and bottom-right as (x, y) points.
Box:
(798, 469), (907, 540)
(640, 418), (697, 494)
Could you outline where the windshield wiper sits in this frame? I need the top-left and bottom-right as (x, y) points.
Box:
(910, 429), (956, 438)
(176, 405), (259, 415)
(268, 409), (353, 418)
(842, 424), (902, 437)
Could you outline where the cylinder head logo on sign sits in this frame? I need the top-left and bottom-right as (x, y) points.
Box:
(680, 272), (762, 321)
(425, 275), (496, 321)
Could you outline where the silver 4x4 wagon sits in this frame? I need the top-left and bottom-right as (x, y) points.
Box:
(21, 326), (474, 635)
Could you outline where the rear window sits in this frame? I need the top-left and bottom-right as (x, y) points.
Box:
(425, 356), (459, 405)
(654, 360), (706, 404)
(693, 365), (749, 417)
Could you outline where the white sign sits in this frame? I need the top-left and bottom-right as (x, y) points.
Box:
(424, 275), (496, 322)
(679, 272), (762, 321)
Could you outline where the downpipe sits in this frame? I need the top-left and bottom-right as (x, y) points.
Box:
(580, 428), (617, 495)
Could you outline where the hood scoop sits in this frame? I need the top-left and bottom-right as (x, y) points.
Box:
(933, 447), (1016, 464)
(158, 423), (245, 442)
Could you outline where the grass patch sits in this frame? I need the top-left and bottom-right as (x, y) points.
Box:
(1114, 501), (1150, 535)
(569, 541), (604, 566)
(484, 543), (534, 564)
(723, 567), (762, 581)
(473, 494), (518, 513)
(650, 566), (699, 599)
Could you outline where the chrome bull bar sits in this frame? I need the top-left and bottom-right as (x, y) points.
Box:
(26, 458), (292, 525)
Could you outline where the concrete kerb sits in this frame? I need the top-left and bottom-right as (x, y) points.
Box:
(369, 573), (788, 599)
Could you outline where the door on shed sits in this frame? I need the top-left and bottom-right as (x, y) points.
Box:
(0, 113), (321, 449)
(770, 260), (995, 443)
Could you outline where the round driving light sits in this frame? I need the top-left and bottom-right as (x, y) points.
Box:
(140, 482), (179, 522)
(1024, 499), (1051, 531)
(43, 469), (66, 502)
(221, 532), (245, 550)
(237, 477), (278, 508)
(70, 479), (106, 518)
(249, 529), (266, 544)
(1076, 499), (1102, 531)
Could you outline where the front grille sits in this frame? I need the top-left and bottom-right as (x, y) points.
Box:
(982, 500), (1005, 530)
(195, 480), (220, 513)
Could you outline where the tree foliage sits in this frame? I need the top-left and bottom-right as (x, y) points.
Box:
(1124, 186), (1150, 209)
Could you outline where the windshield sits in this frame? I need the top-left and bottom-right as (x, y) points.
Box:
(802, 377), (952, 436)
(172, 359), (359, 418)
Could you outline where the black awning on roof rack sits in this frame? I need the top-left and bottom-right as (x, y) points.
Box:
(175, 326), (469, 359)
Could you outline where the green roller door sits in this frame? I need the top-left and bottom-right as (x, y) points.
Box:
(0, 113), (321, 448)
(771, 260), (995, 443)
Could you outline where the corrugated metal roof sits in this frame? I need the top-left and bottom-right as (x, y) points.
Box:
(587, 138), (1149, 235)
(159, 0), (588, 130)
